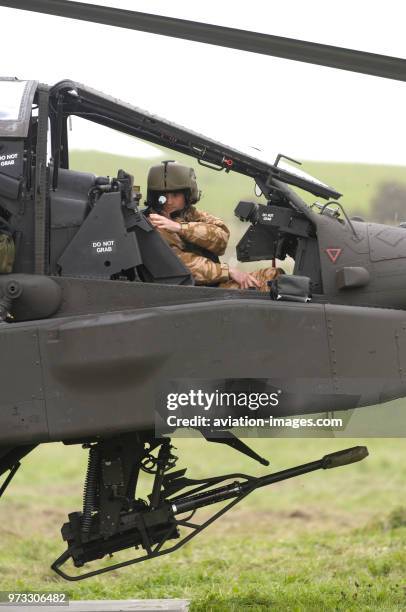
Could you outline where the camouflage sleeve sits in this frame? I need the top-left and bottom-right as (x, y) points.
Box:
(0, 234), (14, 274)
(172, 246), (230, 284)
(179, 211), (230, 256)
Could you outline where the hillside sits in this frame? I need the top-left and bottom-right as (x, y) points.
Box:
(70, 150), (406, 218)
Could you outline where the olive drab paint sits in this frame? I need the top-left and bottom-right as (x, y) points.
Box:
(0, 77), (401, 579)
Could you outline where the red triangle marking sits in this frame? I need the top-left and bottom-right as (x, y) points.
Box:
(326, 248), (342, 263)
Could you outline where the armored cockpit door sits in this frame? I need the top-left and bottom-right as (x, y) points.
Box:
(0, 78), (49, 274)
(0, 79), (37, 196)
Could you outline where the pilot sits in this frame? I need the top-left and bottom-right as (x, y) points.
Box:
(146, 161), (283, 290)
(0, 217), (14, 274)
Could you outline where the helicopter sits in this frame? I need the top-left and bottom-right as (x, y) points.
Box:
(1, 0), (406, 581)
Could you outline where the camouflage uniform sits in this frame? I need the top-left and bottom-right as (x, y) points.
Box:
(156, 206), (281, 291)
(0, 218), (14, 274)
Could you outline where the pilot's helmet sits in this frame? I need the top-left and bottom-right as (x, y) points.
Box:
(147, 161), (200, 206)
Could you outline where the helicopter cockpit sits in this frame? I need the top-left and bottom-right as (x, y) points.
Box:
(4, 77), (380, 317)
(44, 81), (344, 292)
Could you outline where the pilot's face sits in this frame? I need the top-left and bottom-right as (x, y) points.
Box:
(163, 191), (186, 216)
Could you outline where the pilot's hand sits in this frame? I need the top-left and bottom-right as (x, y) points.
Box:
(149, 213), (181, 233)
(229, 267), (261, 289)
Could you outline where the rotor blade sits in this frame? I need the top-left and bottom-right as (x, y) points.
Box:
(1, 0), (406, 82)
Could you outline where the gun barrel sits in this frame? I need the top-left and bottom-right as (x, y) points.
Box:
(172, 446), (368, 515)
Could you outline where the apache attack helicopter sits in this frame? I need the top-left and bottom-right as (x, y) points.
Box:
(1, 0), (406, 581)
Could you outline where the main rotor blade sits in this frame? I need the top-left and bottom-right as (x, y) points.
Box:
(1, 0), (406, 82)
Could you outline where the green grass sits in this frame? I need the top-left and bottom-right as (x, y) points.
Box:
(1, 438), (406, 610)
(301, 160), (406, 215)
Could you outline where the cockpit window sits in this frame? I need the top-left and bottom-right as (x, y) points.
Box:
(210, 139), (340, 198)
(0, 80), (28, 121)
(0, 79), (38, 138)
(277, 160), (332, 191)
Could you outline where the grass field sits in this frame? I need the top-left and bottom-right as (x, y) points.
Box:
(1, 438), (406, 611)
